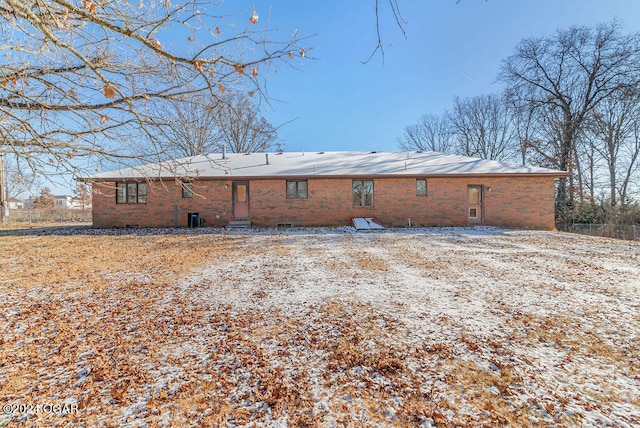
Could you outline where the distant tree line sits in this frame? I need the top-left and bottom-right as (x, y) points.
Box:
(398, 21), (640, 224)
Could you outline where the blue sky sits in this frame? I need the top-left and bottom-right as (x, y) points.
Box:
(240, 0), (640, 152)
(39, 0), (640, 195)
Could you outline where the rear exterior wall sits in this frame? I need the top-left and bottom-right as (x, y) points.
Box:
(91, 176), (557, 230)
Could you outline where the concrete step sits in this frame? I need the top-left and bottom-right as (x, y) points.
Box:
(227, 220), (252, 229)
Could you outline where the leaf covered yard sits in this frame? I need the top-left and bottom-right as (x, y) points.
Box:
(0, 228), (639, 427)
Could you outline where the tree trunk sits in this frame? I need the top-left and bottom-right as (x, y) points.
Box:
(609, 163), (617, 206)
(573, 144), (584, 203)
(557, 123), (575, 216)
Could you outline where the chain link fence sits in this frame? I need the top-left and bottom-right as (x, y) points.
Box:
(556, 223), (639, 241)
(4, 209), (92, 224)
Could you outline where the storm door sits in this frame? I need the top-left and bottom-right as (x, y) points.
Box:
(468, 185), (484, 222)
(232, 181), (249, 219)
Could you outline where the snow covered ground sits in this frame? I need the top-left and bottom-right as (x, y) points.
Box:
(1, 227), (639, 426)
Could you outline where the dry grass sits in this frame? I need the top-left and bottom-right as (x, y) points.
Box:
(1, 234), (241, 289)
(347, 249), (390, 272)
(1, 228), (639, 427)
(384, 244), (439, 271)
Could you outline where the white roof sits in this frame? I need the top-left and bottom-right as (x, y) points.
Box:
(87, 151), (569, 180)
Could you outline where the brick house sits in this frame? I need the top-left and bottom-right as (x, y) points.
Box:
(82, 151), (570, 229)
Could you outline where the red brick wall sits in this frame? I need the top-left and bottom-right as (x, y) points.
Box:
(92, 180), (232, 228)
(91, 176), (557, 229)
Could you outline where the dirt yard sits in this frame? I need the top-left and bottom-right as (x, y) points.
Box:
(0, 227), (639, 427)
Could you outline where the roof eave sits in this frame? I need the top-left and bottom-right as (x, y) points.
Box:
(81, 171), (572, 182)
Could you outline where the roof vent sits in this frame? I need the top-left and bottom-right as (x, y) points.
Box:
(370, 151), (377, 154)
(265, 153), (270, 165)
(317, 151), (325, 154)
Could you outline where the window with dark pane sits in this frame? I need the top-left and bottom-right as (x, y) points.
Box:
(352, 180), (363, 207)
(137, 183), (147, 203)
(116, 183), (127, 204)
(116, 182), (147, 204)
(182, 182), (193, 198)
(416, 179), (427, 196)
(363, 180), (373, 206)
(297, 180), (308, 198)
(126, 183), (138, 203)
(352, 180), (373, 207)
(286, 180), (308, 199)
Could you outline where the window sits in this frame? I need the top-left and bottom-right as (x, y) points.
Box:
(116, 182), (147, 204)
(237, 184), (247, 202)
(286, 180), (308, 199)
(182, 182), (193, 198)
(416, 179), (427, 196)
(116, 183), (126, 204)
(468, 185), (482, 205)
(353, 180), (373, 207)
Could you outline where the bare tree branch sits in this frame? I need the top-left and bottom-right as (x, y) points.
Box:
(0, 0), (308, 179)
(363, 0), (407, 66)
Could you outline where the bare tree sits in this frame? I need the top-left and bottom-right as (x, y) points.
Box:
(585, 89), (640, 206)
(449, 94), (517, 161)
(0, 1), (306, 177)
(397, 113), (453, 153)
(510, 100), (545, 165)
(628, 126), (640, 205)
(499, 21), (640, 212)
(520, 104), (565, 168)
(152, 96), (223, 159)
(575, 134), (601, 206)
(152, 91), (278, 158)
(0, 156), (40, 200)
(215, 92), (278, 153)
